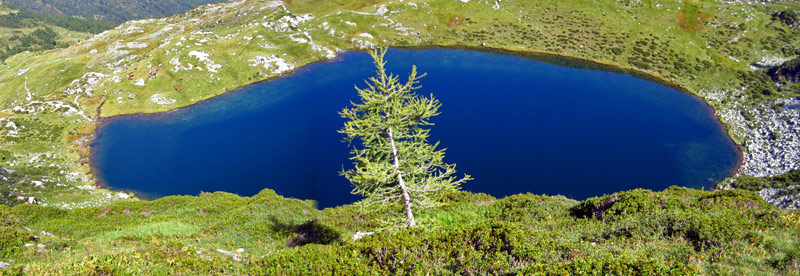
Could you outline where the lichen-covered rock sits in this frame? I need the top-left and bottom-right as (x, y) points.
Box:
(758, 185), (800, 210)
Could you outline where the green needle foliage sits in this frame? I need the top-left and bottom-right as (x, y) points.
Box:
(339, 48), (471, 228)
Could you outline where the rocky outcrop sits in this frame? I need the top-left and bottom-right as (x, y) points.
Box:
(767, 57), (800, 84)
(711, 86), (800, 209)
(758, 185), (800, 210)
(715, 95), (800, 177)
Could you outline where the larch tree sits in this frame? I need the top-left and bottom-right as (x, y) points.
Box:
(339, 48), (471, 227)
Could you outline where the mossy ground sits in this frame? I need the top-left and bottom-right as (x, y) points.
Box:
(0, 187), (798, 274)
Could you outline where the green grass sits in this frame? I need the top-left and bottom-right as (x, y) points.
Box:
(732, 169), (800, 192)
(93, 221), (202, 242)
(0, 187), (797, 274)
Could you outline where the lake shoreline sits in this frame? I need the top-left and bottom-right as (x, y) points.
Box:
(90, 46), (744, 196)
(90, 48), (743, 202)
(397, 44), (746, 180)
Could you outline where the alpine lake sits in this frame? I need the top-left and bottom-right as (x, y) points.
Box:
(91, 49), (741, 208)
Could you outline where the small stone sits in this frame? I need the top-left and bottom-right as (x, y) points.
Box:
(352, 231), (374, 241)
(216, 249), (242, 262)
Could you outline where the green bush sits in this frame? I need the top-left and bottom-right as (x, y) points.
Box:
(0, 226), (31, 259)
(488, 193), (575, 223)
(733, 169), (800, 191)
(519, 255), (697, 275)
(1, 187), (798, 275)
(256, 244), (374, 275)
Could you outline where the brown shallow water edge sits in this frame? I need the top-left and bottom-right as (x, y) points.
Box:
(89, 45), (745, 196)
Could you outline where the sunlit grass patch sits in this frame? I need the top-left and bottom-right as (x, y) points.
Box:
(94, 221), (202, 242)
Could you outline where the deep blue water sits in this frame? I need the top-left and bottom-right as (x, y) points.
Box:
(92, 49), (740, 208)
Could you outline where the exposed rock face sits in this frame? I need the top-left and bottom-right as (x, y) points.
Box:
(758, 185), (800, 210)
(768, 57), (800, 84)
(713, 93), (800, 178)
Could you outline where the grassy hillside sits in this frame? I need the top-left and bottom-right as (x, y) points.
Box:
(2, 0), (229, 24)
(0, 4), (115, 62)
(0, 187), (798, 274)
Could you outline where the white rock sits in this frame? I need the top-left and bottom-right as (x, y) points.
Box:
(6, 100), (87, 120)
(351, 38), (375, 49)
(216, 249), (242, 262)
(115, 41), (149, 49)
(758, 185), (800, 210)
(188, 51), (221, 73)
(248, 55), (294, 74)
(262, 1), (284, 10)
(352, 231), (374, 240)
(16, 68), (29, 76)
(753, 56), (794, 68)
(375, 5), (389, 15)
(150, 94), (177, 106)
(261, 14), (315, 32)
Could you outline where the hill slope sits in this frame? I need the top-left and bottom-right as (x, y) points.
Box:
(0, 187), (798, 274)
(2, 0), (230, 23)
(0, 4), (115, 62)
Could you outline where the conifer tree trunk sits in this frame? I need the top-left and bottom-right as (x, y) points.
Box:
(388, 127), (416, 227)
(340, 48), (469, 228)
